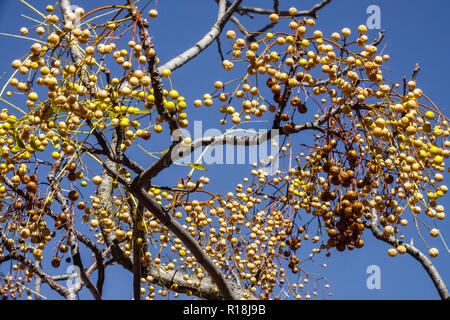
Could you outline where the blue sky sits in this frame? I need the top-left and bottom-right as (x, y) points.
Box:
(0, 0), (449, 300)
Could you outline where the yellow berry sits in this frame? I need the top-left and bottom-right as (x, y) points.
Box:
(161, 69), (171, 78)
(92, 176), (103, 185)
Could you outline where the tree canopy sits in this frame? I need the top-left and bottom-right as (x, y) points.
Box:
(0, 0), (448, 300)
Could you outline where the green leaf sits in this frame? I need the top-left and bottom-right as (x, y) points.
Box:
(187, 163), (207, 171)
(13, 132), (25, 149)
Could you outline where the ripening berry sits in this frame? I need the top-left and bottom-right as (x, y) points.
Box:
(288, 7), (297, 15)
(306, 19), (315, 27)
(222, 59), (234, 70)
(433, 155), (443, 165)
(269, 13), (279, 23)
(341, 28), (351, 37)
(164, 100), (175, 110)
(397, 245), (407, 254)
(169, 90), (179, 99)
(148, 9), (158, 18)
(226, 30), (236, 39)
(331, 32), (340, 41)
(92, 175), (103, 185)
(36, 26), (45, 35)
(20, 228), (31, 239)
(161, 69), (171, 77)
(28, 92), (38, 101)
(90, 219), (100, 228)
(11, 59), (22, 69)
(429, 248), (439, 258)
(425, 111), (435, 120)
(214, 81), (223, 89)
(51, 151), (60, 160)
(154, 124), (163, 133)
(357, 25), (367, 34)
(430, 228), (440, 237)
(387, 248), (397, 257)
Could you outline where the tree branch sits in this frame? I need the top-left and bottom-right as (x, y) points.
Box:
(130, 186), (237, 299)
(236, 0), (331, 19)
(366, 206), (449, 300)
(127, 0), (179, 134)
(47, 152), (102, 300)
(14, 253), (71, 299)
(157, 0), (244, 73)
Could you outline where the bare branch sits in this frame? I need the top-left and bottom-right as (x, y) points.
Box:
(145, 262), (256, 300)
(412, 63), (420, 82)
(230, 15), (250, 37)
(366, 205), (449, 300)
(157, 0), (244, 73)
(236, 0), (331, 19)
(70, 246), (111, 296)
(273, 0), (280, 15)
(34, 261), (42, 300)
(371, 29), (386, 46)
(246, 22), (276, 43)
(14, 253), (71, 299)
(216, 37), (225, 62)
(129, 198), (145, 301)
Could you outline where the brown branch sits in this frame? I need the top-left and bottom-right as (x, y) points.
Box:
(371, 29), (386, 46)
(216, 37), (225, 62)
(70, 246), (111, 296)
(127, 0), (179, 134)
(46, 151), (102, 300)
(236, 0), (331, 19)
(230, 15), (250, 37)
(273, 0), (280, 15)
(34, 261), (43, 300)
(45, 207), (106, 295)
(14, 253), (71, 299)
(128, 198), (145, 301)
(272, 67), (297, 129)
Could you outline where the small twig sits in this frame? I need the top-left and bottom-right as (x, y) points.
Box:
(230, 15), (250, 37)
(216, 37), (225, 62)
(412, 63), (420, 82)
(273, 0), (279, 15)
(370, 29), (386, 46)
(236, 0), (331, 19)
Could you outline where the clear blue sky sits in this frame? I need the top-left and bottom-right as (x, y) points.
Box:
(0, 0), (449, 300)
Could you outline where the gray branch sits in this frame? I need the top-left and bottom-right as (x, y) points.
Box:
(366, 201), (449, 300)
(157, 0), (244, 73)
